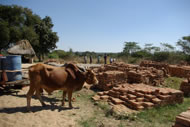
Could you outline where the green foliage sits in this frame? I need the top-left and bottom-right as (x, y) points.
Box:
(48, 52), (59, 59)
(0, 21), (10, 50)
(79, 117), (97, 127)
(152, 51), (170, 62)
(164, 77), (184, 90)
(177, 35), (190, 54)
(136, 98), (190, 127)
(144, 43), (160, 53)
(0, 5), (58, 60)
(160, 43), (175, 52)
(123, 42), (141, 56)
(34, 16), (59, 60)
(131, 50), (152, 58)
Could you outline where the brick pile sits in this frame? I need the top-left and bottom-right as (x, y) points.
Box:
(169, 65), (190, 78)
(95, 71), (128, 90)
(94, 62), (166, 91)
(92, 83), (183, 111)
(173, 108), (190, 127)
(180, 80), (190, 96)
(127, 68), (165, 86)
(140, 60), (190, 78)
(140, 60), (169, 73)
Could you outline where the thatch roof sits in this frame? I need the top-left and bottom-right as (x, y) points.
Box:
(7, 40), (36, 56)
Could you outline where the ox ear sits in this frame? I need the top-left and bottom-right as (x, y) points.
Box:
(66, 68), (76, 79)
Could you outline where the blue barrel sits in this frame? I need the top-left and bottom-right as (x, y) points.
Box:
(0, 56), (6, 70)
(2, 55), (22, 82)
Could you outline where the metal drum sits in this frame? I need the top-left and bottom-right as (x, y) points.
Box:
(2, 55), (22, 82)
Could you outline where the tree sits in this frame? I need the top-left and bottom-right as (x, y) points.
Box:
(0, 21), (10, 51)
(123, 42), (141, 56)
(0, 5), (41, 51)
(34, 16), (59, 61)
(0, 5), (59, 60)
(177, 35), (190, 54)
(160, 43), (175, 52)
(144, 43), (160, 53)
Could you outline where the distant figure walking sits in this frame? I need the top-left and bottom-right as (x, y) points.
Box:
(97, 55), (100, 64)
(104, 54), (107, 64)
(84, 55), (87, 64)
(110, 57), (113, 64)
(90, 56), (92, 64)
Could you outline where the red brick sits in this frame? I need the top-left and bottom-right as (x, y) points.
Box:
(100, 95), (109, 100)
(144, 94), (156, 100)
(92, 95), (100, 101)
(127, 94), (136, 99)
(136, 98), (144, 102)
(151, 98), (162, 104)
(173, 123), (187, 127)
(158, 95), (171, 100)
(97, 92), (104, 96)
(135, 92), (144, 97)
(142, 102), (154, 108)
(119, 95), (128, 102)
(110, 97), (124, 105)
(176, 116), (190, 126)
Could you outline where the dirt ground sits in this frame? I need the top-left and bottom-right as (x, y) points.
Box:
(0, 86), (131, 127)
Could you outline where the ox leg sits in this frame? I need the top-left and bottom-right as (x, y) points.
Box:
(35, 89), (46, 107)
(26, 87), (35, 111)
(61, 91), (67, 107)
(68, 91), (73, 108)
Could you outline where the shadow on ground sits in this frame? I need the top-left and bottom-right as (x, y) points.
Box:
(0, 104), (80, 114)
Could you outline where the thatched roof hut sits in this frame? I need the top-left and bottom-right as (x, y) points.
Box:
(7, 40), (36, 63)
(7, 40), (36, 56)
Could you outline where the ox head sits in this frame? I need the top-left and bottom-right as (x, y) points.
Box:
(85, 69), (99, 85)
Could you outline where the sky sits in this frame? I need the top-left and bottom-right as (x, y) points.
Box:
(1, 0), (190, 52)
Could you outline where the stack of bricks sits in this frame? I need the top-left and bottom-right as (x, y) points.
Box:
(180, 80), (190, 96)
(127, 68), (165, 86)
(95, 71), (128, 90)
(169, 65), (190, 78)
(140, 60), (190, 78)
(94, 62), (166, 91)
(173, 108), (190, 127)
(92, 83), (184, 111)
(140, 60), (169, 70)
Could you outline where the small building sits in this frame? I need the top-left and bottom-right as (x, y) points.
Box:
(7, 40), (36, 63)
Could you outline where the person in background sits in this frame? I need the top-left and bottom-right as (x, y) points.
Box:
(84, 55), (87, 64)
(97, 55), (100, 64)
(110, 57), (113, 64)
(104, 54), (107, 64)
(90, 55), (92, 64)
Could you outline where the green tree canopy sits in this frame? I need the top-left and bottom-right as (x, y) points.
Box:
(123, 42), (141, 55)
(177, 35), (190, 54)
(0, 5), (59, 60)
